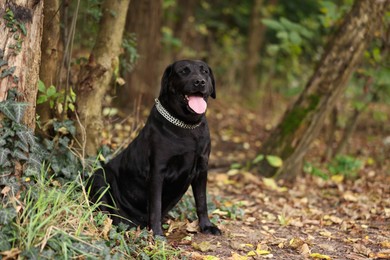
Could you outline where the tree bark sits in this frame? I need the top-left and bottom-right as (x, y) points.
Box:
(118, 0), (163, 108)
(36, 0), (61, 125)
(242, 0), (265, 94)
(75, 0), (130, 157)
(0, 0), (44, 130)
(257, 0), (389, 180)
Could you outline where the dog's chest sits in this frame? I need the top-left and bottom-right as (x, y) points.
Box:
(163, 141), (205, 181)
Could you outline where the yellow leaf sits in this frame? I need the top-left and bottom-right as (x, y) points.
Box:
(242, 243), (254, 248)
(98, 153), (106, 162)
(366, 157), (375, 165)
(263, 178), (287, 192)
(212, 209), (229, 216)
(380, 241), (390, 248)
(376, 249), (390, 259)
(256, 249), (271, 255)
(330, 174), (344, 183)
(310, 252), (331, 259)
(231, 252), (247, 260)
(256, 243), (271, 255)
(204, 256), (220, 260)
(247, 251), (256, 256)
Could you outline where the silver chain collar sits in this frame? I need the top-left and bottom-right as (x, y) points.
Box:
(154, 98), (201, 129)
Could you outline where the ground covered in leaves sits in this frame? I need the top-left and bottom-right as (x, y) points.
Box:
(102, 98), (390, 259)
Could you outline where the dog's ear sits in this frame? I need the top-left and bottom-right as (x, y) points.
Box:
(208, 66), (216, 99)
(159, 63), (173, 97)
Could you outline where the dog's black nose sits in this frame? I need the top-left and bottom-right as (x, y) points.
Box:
(194, 79), (206, 87)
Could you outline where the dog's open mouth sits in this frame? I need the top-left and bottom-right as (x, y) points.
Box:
(185, 95), (207, 114)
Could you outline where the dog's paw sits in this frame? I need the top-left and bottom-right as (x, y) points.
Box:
(200, 225), (222, 235)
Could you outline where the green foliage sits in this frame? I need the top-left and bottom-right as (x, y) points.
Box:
(71, 0), (103, 49)
(328, 155), (363, 178)
(40, 119), (84, 182)
(304, 155), (363, 180)
(37, 80), (76, 113)
(0, 167), (182, 259)
(3, 8), (26, 55)
(121, 33), (139, 73)
(0, 90), (44, 176)
(252, 154), (283, 168)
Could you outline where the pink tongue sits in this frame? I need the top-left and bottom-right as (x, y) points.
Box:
(188, 96), (207, 114)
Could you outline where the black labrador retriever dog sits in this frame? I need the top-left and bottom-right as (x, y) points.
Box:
(87, 60), (221, 237)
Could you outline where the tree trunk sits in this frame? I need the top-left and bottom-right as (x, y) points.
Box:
(256, 0), (389, 180)
(118, 0), (163, 108)
(174, 0), (198, 59)
(242, 0), (265, 94)
(75, 0), (130, 157)
(0, 0), (44, 130)
(36, 0), (61, 125)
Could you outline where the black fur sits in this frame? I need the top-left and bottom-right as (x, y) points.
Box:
(87, 60), (220, 236)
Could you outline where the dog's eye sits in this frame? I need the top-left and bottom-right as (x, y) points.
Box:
(179, 68), (189, 74)
(202, 69), (209, 74)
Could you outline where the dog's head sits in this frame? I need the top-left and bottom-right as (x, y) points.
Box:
(158, 60), (216, 123)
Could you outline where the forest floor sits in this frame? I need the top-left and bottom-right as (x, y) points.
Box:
(103, 98), (390, 260)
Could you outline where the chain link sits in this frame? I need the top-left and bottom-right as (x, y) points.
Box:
(155, 99), (201, 130)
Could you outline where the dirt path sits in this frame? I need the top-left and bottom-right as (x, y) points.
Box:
(168, 170), (390, 259)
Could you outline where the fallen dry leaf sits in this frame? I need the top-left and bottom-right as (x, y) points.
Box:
(231, 252), (248, 260)
(300, 243), (311, 256)
(353, 243), (372, 257)
(102, 217), (112, 240)
(192, 241), (214, 252)
(375, 249), (390, 259)
(289, 237), (306, 249)
(0, 248), (21, 260)
(186, 220), (199, 233)
(380, 241), (390, 248)
(310, 252), (331, 259)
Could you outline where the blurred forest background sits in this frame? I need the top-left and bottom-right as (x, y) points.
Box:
(1, 0), (389, 179)
(0, 0), (390, 258)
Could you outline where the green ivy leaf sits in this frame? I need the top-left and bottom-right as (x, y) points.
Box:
(0, 230), (12, 251)
(0, 66), (15, 78)
(0, 207), (17, 225)
(11, 102), (29, 123)
(16, 128), (35, 148)
(0, 148), (11, 165)
(15, 140), (29, 153)
(0, 101), (16, 121)
(13, 149), (29, 161)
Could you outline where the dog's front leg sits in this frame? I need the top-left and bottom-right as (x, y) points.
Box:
(192, 172), (222, 235)
(148, 170), (164, 236)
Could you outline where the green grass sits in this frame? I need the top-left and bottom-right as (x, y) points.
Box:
(0, 166), (181, 259)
